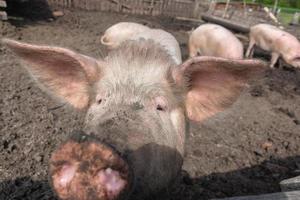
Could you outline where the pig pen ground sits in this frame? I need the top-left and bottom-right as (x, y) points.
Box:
(1, 9), (300, 200)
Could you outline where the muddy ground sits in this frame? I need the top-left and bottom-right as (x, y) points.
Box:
(1, 9), (300, 200)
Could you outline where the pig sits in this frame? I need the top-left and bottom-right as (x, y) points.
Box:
(246, 23), (300, 68)
(188, 24), (244, 59)
(100, 22), (150, 49)
(101, 22), (182, 64)
(3, 38), (266, 200)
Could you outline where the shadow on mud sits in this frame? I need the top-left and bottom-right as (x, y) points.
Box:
(1, 156), (299, 200)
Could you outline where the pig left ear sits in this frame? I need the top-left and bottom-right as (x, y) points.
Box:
(173, 56), (267, 121)
(3, 39), (102, 109)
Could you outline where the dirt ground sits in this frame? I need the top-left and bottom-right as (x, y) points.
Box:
(1, 9), (300, 200)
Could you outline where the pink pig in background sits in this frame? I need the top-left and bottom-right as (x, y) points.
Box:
(188, 24), (244, 59)
(101, 22), (182, 64)
(246, 23), (300, 68)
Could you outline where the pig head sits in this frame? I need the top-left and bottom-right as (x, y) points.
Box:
(3, 38), (266, 200)
(282, 46), (300, 68)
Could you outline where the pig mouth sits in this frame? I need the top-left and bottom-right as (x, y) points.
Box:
(49, 132), (132, 200)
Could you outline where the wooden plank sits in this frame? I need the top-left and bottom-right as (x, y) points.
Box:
(201, 13), (250, 33)
(176, 16), (202, 22)
(0, 0), (7, 8)
(212, 191), (300, 200)
(193, 0), (200, 18)
(280, 176), (300, 192)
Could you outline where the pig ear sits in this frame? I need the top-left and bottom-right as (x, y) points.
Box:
(173, 56), (267, 121)
(3, 39), (102, 109)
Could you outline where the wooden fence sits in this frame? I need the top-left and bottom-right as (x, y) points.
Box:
(0, 0), (7, 20)
(46, 0), (202, 18)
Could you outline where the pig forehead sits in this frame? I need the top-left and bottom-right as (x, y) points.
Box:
(103, 61), (169, 84)
(97, 40), (175, 94)
(96, 64), (172, 101)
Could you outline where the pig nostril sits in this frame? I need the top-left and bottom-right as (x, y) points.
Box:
(156, 104), (165, 111)
(97, 99), (102, 104)
(155, 96), (167, 112)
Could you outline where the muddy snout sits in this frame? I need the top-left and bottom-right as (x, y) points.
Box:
(49, 131), (131, 200)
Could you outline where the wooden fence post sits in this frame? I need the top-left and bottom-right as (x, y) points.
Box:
(222, 0), (230, 18)
(193, 0), (201, 19)
(0, 0), (7, 21)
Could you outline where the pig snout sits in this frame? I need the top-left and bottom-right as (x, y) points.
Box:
(83, 107), (184, 197)
(50, 131), (132, 200)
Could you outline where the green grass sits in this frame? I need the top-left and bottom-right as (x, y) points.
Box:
(242, 0), (300, 10)
(279, 7), (300, 13)
(214, 0), (299, 25)
(244, 0), (300, 9)
(236, 0), (300, 25)
(278, 11), (294, 25)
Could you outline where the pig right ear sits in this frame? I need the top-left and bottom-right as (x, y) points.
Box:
(3, 39), (103, 109)
(173, 56), (267, 122)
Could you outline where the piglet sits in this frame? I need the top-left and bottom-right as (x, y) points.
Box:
(246, 23), (300, 68)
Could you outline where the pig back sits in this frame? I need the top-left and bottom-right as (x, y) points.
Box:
(250, 24), (300, 53)
(102, 22), (150, 48)
(132, 29), (182, 64)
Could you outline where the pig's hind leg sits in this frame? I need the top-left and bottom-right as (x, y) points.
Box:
(246, 37), (255, 58)
(270, 52), (280, 68)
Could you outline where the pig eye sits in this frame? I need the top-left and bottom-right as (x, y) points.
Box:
(96, 94), (105, 105)
(155, 97), (167, 112)
(97, 99), (103, 104)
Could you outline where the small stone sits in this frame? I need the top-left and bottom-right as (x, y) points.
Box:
(34, 154), (42, 162)
(254, 149), (263, 157)
(262, 141), (273, 150)
(53, 11), (64, 17)
(283, 141), (290, 149)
